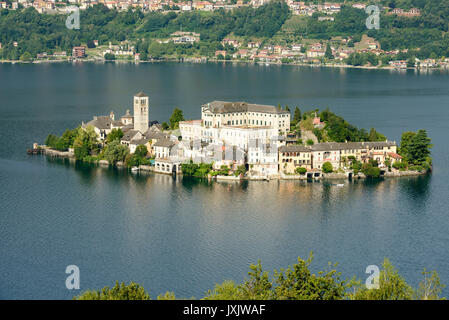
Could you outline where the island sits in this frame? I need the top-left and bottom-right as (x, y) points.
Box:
(31, 91), (432, 181)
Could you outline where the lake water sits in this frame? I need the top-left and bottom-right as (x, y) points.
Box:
(1, 62), (448, 299)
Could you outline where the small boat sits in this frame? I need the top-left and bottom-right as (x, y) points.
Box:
(336, 184), (345, 187)
(131, 166), (140, 173)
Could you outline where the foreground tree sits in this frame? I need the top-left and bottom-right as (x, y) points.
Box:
(75, 281), (150, 300)
(75, 256), (446, 300)
(349, 259), (414, 300)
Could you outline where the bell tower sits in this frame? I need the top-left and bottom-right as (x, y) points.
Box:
(133, 92), (149, 133)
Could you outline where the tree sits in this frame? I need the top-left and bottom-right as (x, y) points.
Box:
(87, 40), (96, 48)
(234, 165), (247, 177)
(325, 45), (333, 59)
(273, 253), (348, 300)
(361, 163), (381, 178)
(293, 107), (301, 125)
(103, 140), (129, 164)
(162, 122), (170, 130)
(204, 281), (243, 300)
(20, 52), (32, 62)
(75, 281), (150, 300)
(350, 259), (414, 300)
(399, 130), (432, 166)
(295, 167), (307, 175)
(368, 128), (386, 142)
(415, 269), (445, 300)
(73, 126), (99, 160)
(169, 107), (185, 129)
(322, 161), (333, 173)
(104, 53), (116, 60)
(134, 144), (148, 158)
(107, 128), (124, 143)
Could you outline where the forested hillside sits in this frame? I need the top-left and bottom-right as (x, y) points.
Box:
(2, 0), (449, 61)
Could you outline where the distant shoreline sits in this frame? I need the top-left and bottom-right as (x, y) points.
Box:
(1, 57), (444, 72)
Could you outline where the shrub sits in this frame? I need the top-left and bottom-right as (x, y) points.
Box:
(361, 163), (381, 178)
(306, 139), (314, 146)
(295, 167), (307, 175)
(322, 162), (333, 173)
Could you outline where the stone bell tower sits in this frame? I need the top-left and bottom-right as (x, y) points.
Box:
(133, 92), (149, 133)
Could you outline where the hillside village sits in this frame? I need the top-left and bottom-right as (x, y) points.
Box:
(51, 92), (413, 180)
(1, 1), (448, 69)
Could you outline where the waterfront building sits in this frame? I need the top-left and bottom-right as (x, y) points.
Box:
(279, 145), (312, 174)
(248, 143), (279, 177)
(72, 46), (86, 58)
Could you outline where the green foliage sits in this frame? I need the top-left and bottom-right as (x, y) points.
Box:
(325, 45), (333, 59)
(351, 159), (363, 175)
(104, 52), (116, 60)
(312, 128), (323, 142)
(0, 2), (289, 60)
(292, 107), (301, 126)
(295, 167), (307, 175)
(415, 269), (446, 300)
(322, 161), (333, 173)
(273, 254), (348, 300)
(73, 126), (99, 161)
(368, 128), (387, 142)
(181, 161), (212, 178)
(162, 122), (170, 130)
(392, 161), (407, 170)
(399, 129), (432, 167)
(45, 128), (80, 151)
(77, 255), (446, 301)
(74, 281), (150, 300)
(318, 109), (377, 143)
(306, 139), (314, 146)
(350, 259), (414, 300)
(204, 281), (243, 300)
(134, 144), (148, 158)
(107, 128), (124, 143)
(103, 139), (129, 165)
(361, 163), (381, 178)
(169, 107), (185, 130)
(234, 165), (247, 177)
(157, 291), (177, 300)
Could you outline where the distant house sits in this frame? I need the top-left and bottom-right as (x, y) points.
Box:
(53, 51), (67, 58)
(306, 49), (325, 58)
(170, 31), (200, 44)
(215, 50), (227, 58)
(222, 38), (241, 48)
(389, 60), (407, 69)
(72, 46), (86, 58)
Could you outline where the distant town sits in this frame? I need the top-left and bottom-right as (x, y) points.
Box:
(1, 1), (447, 70)
(35, 92), (433, 181)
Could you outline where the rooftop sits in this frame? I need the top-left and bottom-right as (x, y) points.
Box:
(202, 101), (290, 115)
(134, 91), (148, 97)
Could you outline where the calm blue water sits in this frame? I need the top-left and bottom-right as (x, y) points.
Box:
(0, 62), (448, 299)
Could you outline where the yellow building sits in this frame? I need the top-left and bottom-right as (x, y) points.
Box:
(279, 145), (312, 174)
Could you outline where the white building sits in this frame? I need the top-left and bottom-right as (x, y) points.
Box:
(201, 101), (290, 135)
